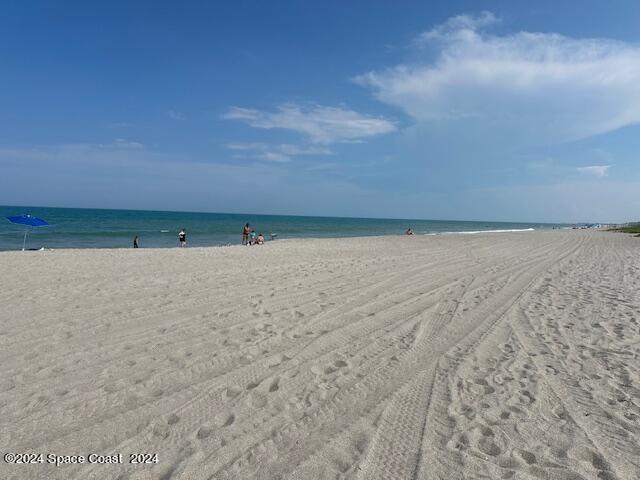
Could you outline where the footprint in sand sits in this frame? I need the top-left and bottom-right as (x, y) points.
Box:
(151, 388), (164, 398)
(196, 425), (212, 439)
(152, 422), (170, 439)
(226, 385), (242, 398)
(477, 437), (501, 456)
(512, 448), (537, 465)
(267, 353), (291, 368)
(246, 380), (261, 390)
(220, 413), (235, 427)
(269, 377), (280, 392)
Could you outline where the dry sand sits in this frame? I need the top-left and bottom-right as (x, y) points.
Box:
(0, 230), (638, 480)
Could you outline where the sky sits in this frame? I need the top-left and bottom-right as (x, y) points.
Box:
(1, 0), (639, 223)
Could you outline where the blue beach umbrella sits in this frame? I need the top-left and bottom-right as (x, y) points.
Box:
(6, 214), (49, 251)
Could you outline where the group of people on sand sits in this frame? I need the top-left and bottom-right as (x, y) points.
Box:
(133, 225), (266, 248)
(133, 225), (413, 247)
(242, 223), (264, 245)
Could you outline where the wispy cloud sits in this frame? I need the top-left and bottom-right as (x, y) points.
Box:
(417, 11), (499, 43)
(60, 139), (145, 150)
(0, 140), (146, 166)
(108, 139), (145, 149)
(305, 162), (343, 172)
(227, 142), (332, 162)
(356, 12), (640, 145)
(0, 143), (246, 173)
(222, 104), (396, 144)
(577, 165), (613, 177)
(0, 142), (382, 218)
(167, 110), (186, 121)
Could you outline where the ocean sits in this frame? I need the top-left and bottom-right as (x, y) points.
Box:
(0, 205), (565, 251)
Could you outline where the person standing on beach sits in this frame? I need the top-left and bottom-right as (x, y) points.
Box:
(178, 228), (187, 247)
(250, 229), (257, 245)
(242, 223), (251, 245)
(133, 236), (139, 248)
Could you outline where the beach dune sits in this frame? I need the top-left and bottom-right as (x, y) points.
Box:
(0, 230), (638, 479)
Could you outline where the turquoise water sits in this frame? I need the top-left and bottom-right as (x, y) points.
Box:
(0, 205), (565, 251)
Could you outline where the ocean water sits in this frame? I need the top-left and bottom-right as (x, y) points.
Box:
(0, 205), (565, 251)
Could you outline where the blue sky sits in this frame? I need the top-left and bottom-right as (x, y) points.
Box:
(1, 1), (639, 223)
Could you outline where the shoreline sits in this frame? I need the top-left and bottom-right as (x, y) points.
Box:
(1, 204), (569, 252)
(0, 226), (566, 253)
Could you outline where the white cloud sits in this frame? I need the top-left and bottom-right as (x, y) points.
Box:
(223, 104), (396, 144)
(227, 142), (332, 162)
(167, 110), (186, 120)
(417, 11), (499, 43)
(356, 13), (640, 145)
(577, 165), (613, 177)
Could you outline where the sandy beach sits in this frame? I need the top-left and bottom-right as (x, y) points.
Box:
(0, 229), (638, 480)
